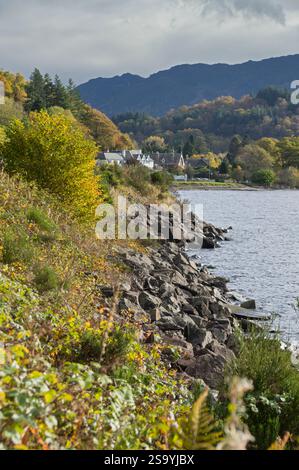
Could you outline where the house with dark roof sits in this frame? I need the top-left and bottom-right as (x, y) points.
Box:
(187, 157), (210, 170)
(97, 152), (124, 166)
(151, 152), (185, 171)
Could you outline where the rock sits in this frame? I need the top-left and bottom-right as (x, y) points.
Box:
(139, 292), (161, 311)
(192, 329), (213, 349)
(185, 353), (226, 389)
(150, 308), (161, 322)
(144, 276), (159, 293)
(177, 358), (196, 370)
(202, 237), (216, 249)
(163, 336), (194, 357)
(207, 339), (236, 362)
(182, 304), (197, 315)
(157, 318), (184, 332)
(228, 304), (271, 321)
(241, 299), (256, 310)
(190, 297), (211, 318)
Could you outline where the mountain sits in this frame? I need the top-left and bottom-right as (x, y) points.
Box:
(77, 55), (299, 117)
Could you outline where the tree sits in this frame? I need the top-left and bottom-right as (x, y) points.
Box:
(1, 110), (100, 222)
(52, 75), (69, 109)
(219, 158), (229, 175)
(227, 135), (242, 164)
(81, 105), (134, 151)
(257, 87), (289, 106)
(278, 167), (299, 188)
(278, 137), (299, 169)
(237, 144), (274, 180)
(25, 68), (47, 112)
(142, 135), (167, 154)
(252, 169), (276, 187)
(182, 135), (195, 158)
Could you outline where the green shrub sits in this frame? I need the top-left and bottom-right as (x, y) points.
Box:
(252, 169), (276, 187)
(27, 207), (57, 233)
(151, 171), (173, 190)
(2, 229), (34, 264)
(124, 164), (151, 195)
(33, 265), (60, 292)
(225, 331), (299, 449)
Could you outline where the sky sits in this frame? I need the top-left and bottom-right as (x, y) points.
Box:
(1, 0), (299, 84)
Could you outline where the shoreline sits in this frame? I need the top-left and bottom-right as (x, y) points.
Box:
(172, 182), (258, 191)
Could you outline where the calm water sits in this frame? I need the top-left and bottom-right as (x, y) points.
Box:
(179, 190), (299, 342)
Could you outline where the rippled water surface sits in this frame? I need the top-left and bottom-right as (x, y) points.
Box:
(179, 190), (299, 341)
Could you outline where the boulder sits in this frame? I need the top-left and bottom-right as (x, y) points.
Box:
(139, 292), (161, 311)
(185, 353), (226, 389)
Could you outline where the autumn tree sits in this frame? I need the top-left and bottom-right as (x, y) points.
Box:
(0, 110), (100, 222)
(142, 135), (167, 154)
(278, 137), (299, 169)
(237, 144), (274, 180)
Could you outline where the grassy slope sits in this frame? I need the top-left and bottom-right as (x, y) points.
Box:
(0, 170), (193, 450)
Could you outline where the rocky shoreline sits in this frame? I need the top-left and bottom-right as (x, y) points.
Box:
(98, 216), (260, 391)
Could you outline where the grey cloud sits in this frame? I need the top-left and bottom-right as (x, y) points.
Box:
(0, 0), (299, 83)
(198, 0), (286, 24)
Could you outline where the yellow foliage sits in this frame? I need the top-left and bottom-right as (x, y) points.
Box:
(80, 104), (134, 150)
(0, 110), (101, 223)
(0, 70), (27, 103)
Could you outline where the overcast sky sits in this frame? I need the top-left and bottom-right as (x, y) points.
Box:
(1, 0), (299, 84)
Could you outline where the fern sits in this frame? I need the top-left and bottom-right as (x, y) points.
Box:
(171, 389), (223, 450)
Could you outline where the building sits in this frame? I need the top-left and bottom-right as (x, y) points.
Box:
(187, 158), (210, 170)
(151, 152), (185, 171)
(97, 152), (124, 166)
(123, 150), (154, 169)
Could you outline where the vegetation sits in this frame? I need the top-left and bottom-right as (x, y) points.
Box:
(225, 330), (299, 449)
(0, 110), (101, 222)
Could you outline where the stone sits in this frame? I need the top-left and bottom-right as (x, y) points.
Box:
(207, 339), (236, 362)
(228, 304), (271, 321)
(192, 329), (213, 348)
(182, 304), (197, 315)
(139, 292), (161, 311)
(150, 308), (161, 322)
(185, 353), (227, 389)
(241, 299), (257, 310)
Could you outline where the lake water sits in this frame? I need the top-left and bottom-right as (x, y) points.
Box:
(179, 189), (299, 343)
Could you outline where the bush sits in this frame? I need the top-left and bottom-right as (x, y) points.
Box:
(33, 265), (60, 292)
(0, 110), (100, 222)
(251, 169), (276, 187)
(2, 229), (34, 264)
(123, 164), (151, 195)
(150, 171), (173, 190)
(225, 331), (299, 449)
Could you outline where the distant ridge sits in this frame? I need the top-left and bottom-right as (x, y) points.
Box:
(77, 54), (299, 116)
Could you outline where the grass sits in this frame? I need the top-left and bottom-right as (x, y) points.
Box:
(0, 170), (195, 450)
(2, 229), (34, 264)
(27, 207), (57, 233)
(33, 265), (60, 292)
(173, 180), (247, 189)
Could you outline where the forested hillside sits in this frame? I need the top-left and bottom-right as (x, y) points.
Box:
(113, 88), (299, 154)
